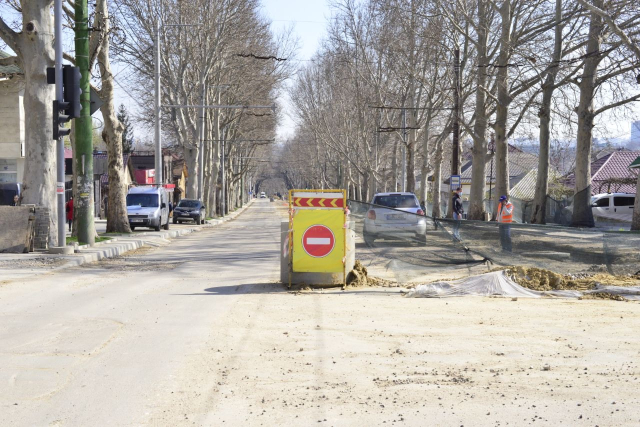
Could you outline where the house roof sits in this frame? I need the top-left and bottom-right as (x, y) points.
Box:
(509, 168), (562, 201)
(0, 51), (22, 76)
(444, 144), (540, 185)
(630, 156), (640, 169)
(564, 150), (640, 193)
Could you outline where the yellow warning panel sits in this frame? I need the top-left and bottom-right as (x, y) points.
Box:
(292, 209), (345, 273)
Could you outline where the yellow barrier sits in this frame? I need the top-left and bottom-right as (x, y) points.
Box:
(288, 189), (347, 286)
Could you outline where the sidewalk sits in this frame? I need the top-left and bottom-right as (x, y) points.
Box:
(0, 201), (254, 283)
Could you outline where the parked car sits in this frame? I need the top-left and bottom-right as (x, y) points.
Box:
(126, 186), (170, 231)
(173, 199), (205, 225)
(591, 193), (635, 222)
(260, 192), (266, 198)
(363, 192), (427, 244)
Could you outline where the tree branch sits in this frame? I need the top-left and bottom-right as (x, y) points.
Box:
(576, 0), (640, 62)
(0, 16), (20, 55)
(0, 55), (19, 67)
(594, 93), (640, 116)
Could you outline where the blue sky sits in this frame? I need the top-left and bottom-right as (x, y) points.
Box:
(260, 0), (332, 139)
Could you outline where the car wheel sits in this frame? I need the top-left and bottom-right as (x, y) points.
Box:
(196, 216), (201, 225)
(173, 217), (177, 224)
(154, 223), (161, 231)
(163, 220), (169, 230)
(130, 226), (135, 231)
(416, 234), (427, 244)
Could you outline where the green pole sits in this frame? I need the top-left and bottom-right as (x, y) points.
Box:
(74, 0), (95, 245)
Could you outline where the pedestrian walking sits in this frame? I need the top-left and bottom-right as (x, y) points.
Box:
(496, 195), (513, 252)
(452, 187), (464, 241)
(10, 194), (20, 206)
(65, 197), (74, 232)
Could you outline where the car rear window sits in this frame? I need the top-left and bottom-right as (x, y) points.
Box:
(373, 195), (418, 208)
(614, 196), (635, 207)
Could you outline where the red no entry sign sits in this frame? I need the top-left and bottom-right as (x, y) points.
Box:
(302, 225), (335, 258)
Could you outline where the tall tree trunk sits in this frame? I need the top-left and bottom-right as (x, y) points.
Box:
(97, 0), (131, 233)
(531, 0), (563, 224)
(420, 122), (430, 206)
(467, 0), (489, 221)
(1, 2), (57, 244)
(391, 139), (399, 191)
(184, 143), (199, 199)
(493, 0), (511, 210)
(572, 0), (604, 227)
(431, 135), (444, 218)
(632, 171), (640, 231)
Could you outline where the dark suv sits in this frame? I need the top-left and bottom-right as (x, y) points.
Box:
(173, 199), (205, 225)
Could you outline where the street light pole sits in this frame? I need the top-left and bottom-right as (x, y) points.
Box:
(154, 20), (162, 185)
(221, 138), (226, 216)
(401, 108), (407, 192)
(197, 82), (206, 200)
(54, 0), (65, 248)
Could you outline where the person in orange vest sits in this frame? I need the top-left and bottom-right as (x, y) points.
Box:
(497, 195), (513, 252)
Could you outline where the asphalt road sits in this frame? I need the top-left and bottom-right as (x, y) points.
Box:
(1, 199), (282, 426)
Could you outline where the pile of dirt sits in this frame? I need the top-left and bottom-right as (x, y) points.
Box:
(499, 266), (640, 293)
(346, 260), (394, 287)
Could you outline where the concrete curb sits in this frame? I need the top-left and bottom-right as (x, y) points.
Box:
(0, 200), (255, 277)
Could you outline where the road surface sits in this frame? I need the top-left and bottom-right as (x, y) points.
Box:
(2, 199), (640, 426)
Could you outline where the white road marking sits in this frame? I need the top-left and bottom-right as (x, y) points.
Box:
(307, 238), (331, 245)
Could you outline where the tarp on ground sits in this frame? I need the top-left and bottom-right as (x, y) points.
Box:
(406, 271), (640, 300)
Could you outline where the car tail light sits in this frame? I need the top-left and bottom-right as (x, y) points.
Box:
(417, 209), (425, 216)
(367, 210), (376, 220)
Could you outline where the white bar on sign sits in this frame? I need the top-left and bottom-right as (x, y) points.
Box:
(307, 238), (330, 245)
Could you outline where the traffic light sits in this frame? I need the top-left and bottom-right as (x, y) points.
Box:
(48, 65), (82, 140)
(53, 100), (71, 140)
(63, 65), (81, 118)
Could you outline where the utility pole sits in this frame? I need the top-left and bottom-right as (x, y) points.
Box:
(401, 108), (407, 192)
(154, 21), (162, 185)
(221, 138), (226, 216)
(197, 82), (206, 200)
(452, 47), (461, 177)
(447, 47), (461, 219)
(53, 0), (65, 249)
(74, 0), (95, 245)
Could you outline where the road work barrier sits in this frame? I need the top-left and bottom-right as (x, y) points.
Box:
(281, 190), (355, 286)
(0, 206), (36, 253)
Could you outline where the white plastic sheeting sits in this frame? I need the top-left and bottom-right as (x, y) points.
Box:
(406, 271), (640, 300)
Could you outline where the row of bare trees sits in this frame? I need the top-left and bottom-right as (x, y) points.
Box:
(277, 0), (640, 227)
(116, 0), (294, 217)
(0, 0), (291, 244)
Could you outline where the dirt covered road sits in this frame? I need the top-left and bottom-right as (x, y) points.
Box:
(152, 285), (640, 426)
(2, 199), (640, 426)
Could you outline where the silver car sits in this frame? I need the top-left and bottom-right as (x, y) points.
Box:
(363, 192), (427, 244)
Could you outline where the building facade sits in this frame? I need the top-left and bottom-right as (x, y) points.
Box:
(0, 51), (25, 186)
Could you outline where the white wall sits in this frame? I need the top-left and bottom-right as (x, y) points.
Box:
(0, 78), (25, 183)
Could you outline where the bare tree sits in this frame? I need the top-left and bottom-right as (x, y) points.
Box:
(0, 1), (57, 244)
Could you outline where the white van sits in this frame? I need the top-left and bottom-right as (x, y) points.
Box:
(591, 193), (635, 223)
(260, 192), (266, 198)
(127, 186), (170, 231)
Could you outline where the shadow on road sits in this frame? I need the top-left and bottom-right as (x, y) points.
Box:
(175, 282), (287, 296)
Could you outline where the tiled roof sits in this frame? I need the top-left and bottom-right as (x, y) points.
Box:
(0, 51), (22, 76)
(509, 168), (562, 201)
(564, 150), (640, 193)
(457, 146), (539, 184)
